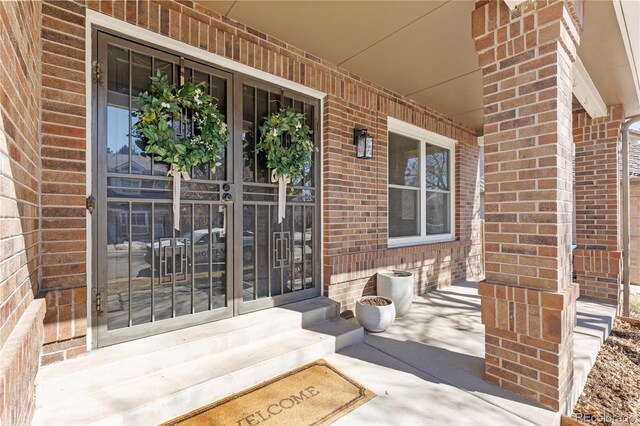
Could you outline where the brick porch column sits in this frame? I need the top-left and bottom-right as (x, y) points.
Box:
(473, 0), (581, 410)
(573, 106), (624, 303)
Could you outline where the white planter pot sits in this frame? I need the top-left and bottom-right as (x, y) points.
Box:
(355, 296), (396, 332)
(376, 270), (414, 317)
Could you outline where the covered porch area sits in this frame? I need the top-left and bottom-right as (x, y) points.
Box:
(3, 0), (640, 423)
(327, 281), (617, 424)
(32, 281), (617, 424)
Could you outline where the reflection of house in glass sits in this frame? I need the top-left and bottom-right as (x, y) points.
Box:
(108, 154), (147, 194)
(106, 202), (153, 245)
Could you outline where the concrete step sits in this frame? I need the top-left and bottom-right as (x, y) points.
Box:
(36, 297), (340, 392)
(33, 298), (362, 426)
(34, 320), (363, 425)
(307, 317), (364, 352)
(280, 296), (341, 327)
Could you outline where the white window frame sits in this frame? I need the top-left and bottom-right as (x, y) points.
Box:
(387, 117), (456, 248)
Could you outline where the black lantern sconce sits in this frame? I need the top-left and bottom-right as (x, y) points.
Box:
(353, 128), (373, 159)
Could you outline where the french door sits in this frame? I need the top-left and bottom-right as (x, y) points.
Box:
(92, 31), (320, 347)
(236, 79), (320, 314)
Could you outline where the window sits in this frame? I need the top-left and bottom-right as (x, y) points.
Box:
(387, 117), (456, 247)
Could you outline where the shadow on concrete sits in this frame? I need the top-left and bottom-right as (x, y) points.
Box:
(362, 334), (543, 404)
(574, 308), (615, 341)
(335, 282), (555, 425)
(334, 282), (618, 424)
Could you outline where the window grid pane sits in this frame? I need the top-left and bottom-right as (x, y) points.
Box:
(425, 191), (450, 235)
(425, 143), (449, 191)
(388, 187), (420, 238)
(388, 133), (420, 187)
(388, 129), (454, 242)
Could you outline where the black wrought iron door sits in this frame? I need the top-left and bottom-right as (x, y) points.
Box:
(93, 32), (321, 347)
(94, 32), (234, 347)
(234, 78), (320, 315)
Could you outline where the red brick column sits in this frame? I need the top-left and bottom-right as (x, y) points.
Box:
(473, 0), (580, 410)
(1, 0), (46, 423)
(573, 106), (623, 303)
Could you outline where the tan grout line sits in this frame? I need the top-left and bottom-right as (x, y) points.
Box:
(337, 0), (452, 67)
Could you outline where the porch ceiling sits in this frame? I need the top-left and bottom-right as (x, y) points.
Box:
(197, 1), (640, 133)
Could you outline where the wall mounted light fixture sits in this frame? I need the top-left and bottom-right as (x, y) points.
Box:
(353, 128), (373, 159)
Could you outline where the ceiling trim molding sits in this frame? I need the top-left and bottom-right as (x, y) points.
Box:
(503, 0), (526, 11)
(613, 0), (640, 106)
(573, 56), (608, 118)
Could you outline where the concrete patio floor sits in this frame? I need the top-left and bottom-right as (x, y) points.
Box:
(324, 281), (617, 426)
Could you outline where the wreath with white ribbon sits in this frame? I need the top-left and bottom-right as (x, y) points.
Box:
(133, 71), (228, 229)
(257, 107), (316, 223)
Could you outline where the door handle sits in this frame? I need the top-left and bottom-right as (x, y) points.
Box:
(222, 193), (232, 202)
(220, 205), (226, 238)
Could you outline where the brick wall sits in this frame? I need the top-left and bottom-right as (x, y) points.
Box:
(0, 0), (46, 424)
(631, 178), (640, 285)
(40, 0), (89, 363)
(0, 0), (41, 360)
(573, 106), (623, 302)
(39, 0), (483, 357)
(322, 91), (483, 311)
(473, 0), (580, 410)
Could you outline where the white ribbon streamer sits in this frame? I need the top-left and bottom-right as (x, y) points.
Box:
(171, 164), (190, 230)
(271, 169), (290, 224)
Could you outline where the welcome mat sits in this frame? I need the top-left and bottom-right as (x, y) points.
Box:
(162, 360), (375, 426)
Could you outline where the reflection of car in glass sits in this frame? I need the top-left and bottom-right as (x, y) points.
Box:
(242, 230), (255, 263)
(145, 229), (254, 275)
(190, 229), (255, 264)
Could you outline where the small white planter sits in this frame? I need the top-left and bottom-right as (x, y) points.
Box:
(355, 296), (396, 332)
(377, 270), (414, 317)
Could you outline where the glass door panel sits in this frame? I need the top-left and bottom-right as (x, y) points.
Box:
(153, 204), (173, 322)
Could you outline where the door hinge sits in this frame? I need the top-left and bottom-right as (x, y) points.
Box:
(91, 60), (104, 86)
(95, 291), (103, 314)
(86, 195), (96, 214)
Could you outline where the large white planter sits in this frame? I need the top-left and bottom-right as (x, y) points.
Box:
(355, 296), (395, 332)
(377, 270), (414, 317)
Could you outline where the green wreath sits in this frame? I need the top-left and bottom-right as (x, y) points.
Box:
(257, 107), (316, 186)
(132, 70), (228, 176)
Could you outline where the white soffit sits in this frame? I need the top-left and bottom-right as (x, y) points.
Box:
(613, 0), (640, 107)
(573, 56), (607, 118)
